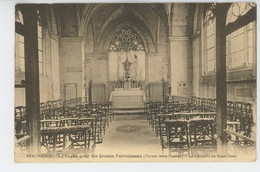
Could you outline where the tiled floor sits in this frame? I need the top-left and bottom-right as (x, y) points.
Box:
(94, 114), (163, 155)
(93, 114), (256, 161)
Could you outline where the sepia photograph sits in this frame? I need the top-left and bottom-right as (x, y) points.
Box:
(10, 1), (257, 164)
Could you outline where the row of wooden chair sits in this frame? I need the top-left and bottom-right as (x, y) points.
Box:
(40, 101), (114, 154)
(145, 96), (254, 155)
(40, 101), (115, 154)
(144, 100), (194, 132)
(41, 122), (92, 154)
(144, 100), (216, 155)
(15, 100), (115, 154)
(191, 96), (254, 138)
(190, 97), (216, 112)
(158, 114), (216, 156)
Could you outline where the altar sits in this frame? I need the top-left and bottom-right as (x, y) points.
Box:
(107, 30), (147, 110)
(109, 90), (146, 109)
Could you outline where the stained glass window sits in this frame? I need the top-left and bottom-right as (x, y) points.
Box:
(109, 28), (144, 51)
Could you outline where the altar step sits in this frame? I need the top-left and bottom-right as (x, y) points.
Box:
(113, 108), (145, 114)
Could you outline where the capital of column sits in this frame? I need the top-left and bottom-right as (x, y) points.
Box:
(60, 37), (85, 45)
(49, 31), (60, 41)
(166, 36), (190, 43)
(191, 30), (201, 39)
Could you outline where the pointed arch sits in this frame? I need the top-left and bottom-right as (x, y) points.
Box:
(109, 28), (145, 51)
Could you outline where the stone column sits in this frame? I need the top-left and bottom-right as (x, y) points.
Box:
(50, 33), (60, 100)
(191, 32), (201, 97)
(168, 4), (192, 98)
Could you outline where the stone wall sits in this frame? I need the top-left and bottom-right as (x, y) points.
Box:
(59, 37), (85, 100)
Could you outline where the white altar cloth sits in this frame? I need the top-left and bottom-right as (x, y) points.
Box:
(109, 90), (146, 109)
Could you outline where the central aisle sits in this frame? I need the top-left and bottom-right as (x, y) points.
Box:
(94, 114), (162, 155)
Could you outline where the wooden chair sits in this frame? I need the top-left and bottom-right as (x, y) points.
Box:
(63, 126), (91, 153)
(100, 103), (110, 129)
(227, 101), (235, 121)
(241, 102), (254, 138)
(144, 102), (150, 120)
(15, 106), (27, 138)
(157, 113), (174, 153)
(90, 110), (104, 144)
(165, 119), (190, 156)
(77, 117), (97, 150)
(233, 101), (254, 138)
(149, 101), (161, 130)
(41, 119), (64, 153)
(189, 118), (216, 155)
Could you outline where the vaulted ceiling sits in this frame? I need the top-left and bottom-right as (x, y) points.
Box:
(55, 4), (170, 53)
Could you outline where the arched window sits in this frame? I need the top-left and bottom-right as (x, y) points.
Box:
(108, 28), (146, 82)
(226, 2), (256, 25)
(226, 3), (256, 70)
(203, 4), (216, 75)
(15, 10), (24, 25)
(15, 9), (45, 75)
(226, 22), (255, 69)
(202, 3), (256, 75)
(109, 28), (144, 51)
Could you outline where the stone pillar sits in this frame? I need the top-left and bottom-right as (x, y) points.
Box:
(168, 4), (192, 98)
(50, 33), (60, 100)
(191, 32), (201, 97)
(59, 37), (85, 100)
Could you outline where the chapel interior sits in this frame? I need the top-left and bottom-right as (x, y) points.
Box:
(14, 3), (256, 160)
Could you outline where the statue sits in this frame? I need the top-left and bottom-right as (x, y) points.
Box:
(122, 58), (131, 81)
(108, 49), (145, 82)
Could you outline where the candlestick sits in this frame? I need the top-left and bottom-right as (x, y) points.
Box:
(161, 66), (164, 78)
(90, 68), (92, 80)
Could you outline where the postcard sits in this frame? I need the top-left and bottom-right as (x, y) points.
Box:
(13, 2), (256, 163)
